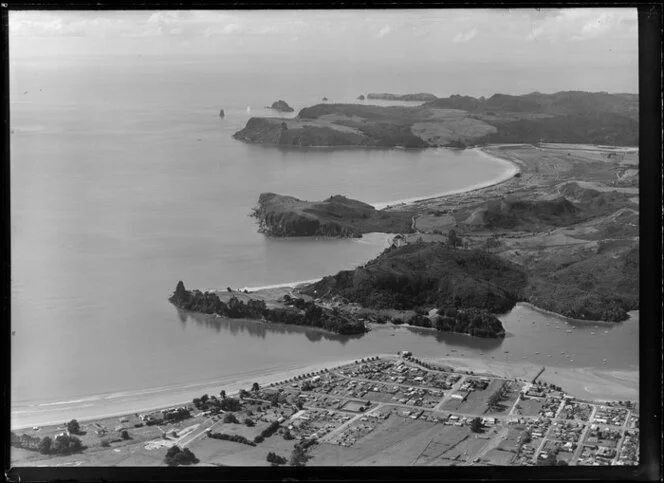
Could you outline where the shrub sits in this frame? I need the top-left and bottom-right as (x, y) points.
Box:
(223, 413), (240, 424)
(470, 417), (483, 433)
(164, 445), (199, 466)
(66, 419), (81, 435)
(266, 451), (288, 466)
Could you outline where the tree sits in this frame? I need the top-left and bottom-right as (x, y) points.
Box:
(520, 430), (532, 444)
(53, 434), (83, 455)
(239, 389), (249, 399)
(66, 419), (81, 435)
(447, 229), (462, 248)
(219, 390), (226, 399)
(223, 413), (239, 424)
(244, 418), (255, 427)
(289, 446), (309, 466)
(267, 451), (287, 466)
(38, 436), (52, 455)
(252, 382), (260, 392)
(470, 417), (483, 433)
(121, 430), (131, 440)
(165, 445), (199, 466)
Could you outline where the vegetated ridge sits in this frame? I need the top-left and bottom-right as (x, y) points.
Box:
(233, 91), (638, 148)
(250, 193), (415, 237)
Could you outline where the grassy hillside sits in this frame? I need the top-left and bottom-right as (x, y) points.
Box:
(234, 91), (638, 148)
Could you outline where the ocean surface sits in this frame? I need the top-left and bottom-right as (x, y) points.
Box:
(10, 56), (638, 428)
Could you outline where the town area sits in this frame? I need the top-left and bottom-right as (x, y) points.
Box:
(10, 353), (639, 467)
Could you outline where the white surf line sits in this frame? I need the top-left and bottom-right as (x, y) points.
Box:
(239, 278), (322, 292)
(370, 147), (520, 210)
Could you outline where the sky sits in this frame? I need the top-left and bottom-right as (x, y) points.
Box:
(9, 8), (639, 92)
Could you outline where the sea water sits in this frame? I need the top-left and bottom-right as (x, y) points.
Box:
(10, 55), (638, 427)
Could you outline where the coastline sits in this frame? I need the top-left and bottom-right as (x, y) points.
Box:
(11, 356), (368, 431)
(12, 352), (637, 431)
(517, 302), (628, 326)
(12, 142), (635, 431)
(371, 146), (521, 210)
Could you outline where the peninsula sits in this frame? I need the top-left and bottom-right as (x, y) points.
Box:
(190, 92), (639, 331)
(233, 91), (638, 148)
(250, 193), (414, 237)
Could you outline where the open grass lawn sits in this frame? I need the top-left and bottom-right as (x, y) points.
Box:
(440, 397), (465, 412)
(309, 414), (440, 466)
(484, 447), (516, 465)
(486, 381), (524, 415)
(364, 391), (399, 404)
(512, 397), (546, 417)
(188, 431), (298, 466)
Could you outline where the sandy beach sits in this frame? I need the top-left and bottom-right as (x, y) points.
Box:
(13, 350), (638, 432)
(11, 356), (370, 431)
(371, 146), (521, 210)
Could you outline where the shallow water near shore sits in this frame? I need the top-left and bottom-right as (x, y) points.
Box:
(10, 56), (639, 429)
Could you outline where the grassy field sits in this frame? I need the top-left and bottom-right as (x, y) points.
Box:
(187, 433), (298, 466)
(512, 397), (546, 417)
(309, 414), (441, 466)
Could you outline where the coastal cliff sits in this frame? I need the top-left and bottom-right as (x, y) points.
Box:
(232, 91), (638, 148)
(250, 192), (414, 238)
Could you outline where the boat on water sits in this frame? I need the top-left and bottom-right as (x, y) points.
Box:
(246, 106), (251, 113)
(604, 330), (609, 334)
(535, 352), (540, 355)
(590, 332), (595, 335)
(566, 330), (573, 333)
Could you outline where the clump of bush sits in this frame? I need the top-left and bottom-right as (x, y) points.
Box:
(207, 431), (256, 446)
(164, 445), (199, 466)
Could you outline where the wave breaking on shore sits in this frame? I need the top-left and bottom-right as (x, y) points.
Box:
(371, 147), (520, 210)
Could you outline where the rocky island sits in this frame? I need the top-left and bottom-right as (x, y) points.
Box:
(233, 91), (638, 148)
(250, 193), (414, 238)
(267, 100), (294, 113)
